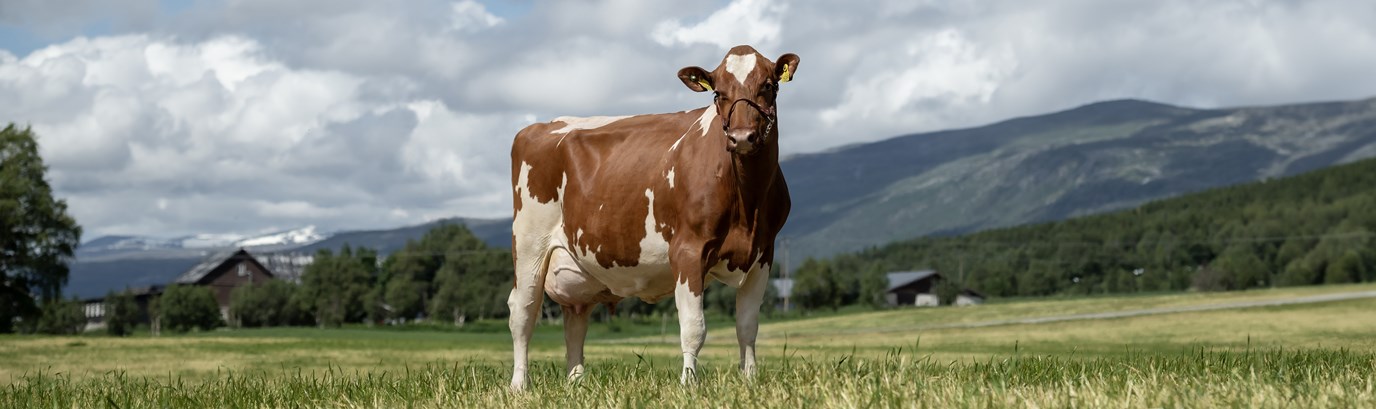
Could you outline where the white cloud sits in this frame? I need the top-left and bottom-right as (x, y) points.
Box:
(652, 0), (787, 49)
(819, 29), (1015, 129)
(466, 40), (665, 115)
(4, 0), (1376, 240)
(449, 0), (504, 32)
(0, 34), (480, 237)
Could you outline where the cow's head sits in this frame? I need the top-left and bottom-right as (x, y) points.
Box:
(678, 45), (800, 155)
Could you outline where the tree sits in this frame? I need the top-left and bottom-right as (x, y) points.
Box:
(1208, 245), (1269, 290)
(104, 290), (140, 336)
(429, 250), (511, 323)
(1, 124), (82, 333)
(35, 297), (85, 334)
(384, 275), (425, 321)
(298, 247), (374, 327)
(229, 280), (301, 327)
(858, 265), (889, 308)
(792, 258), (840, 311)
(160, 285), (222, 332)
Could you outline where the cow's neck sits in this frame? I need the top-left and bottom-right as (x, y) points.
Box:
(720, 139), (780, 226)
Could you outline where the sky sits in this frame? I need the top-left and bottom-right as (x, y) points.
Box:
(2, 0), (1375, 240)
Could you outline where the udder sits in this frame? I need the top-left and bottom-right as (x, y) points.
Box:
(543, 248), (621, 306)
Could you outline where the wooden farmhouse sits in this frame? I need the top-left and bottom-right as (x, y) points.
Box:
(83, 248), (276, 329)
(172, 248), (276, 318)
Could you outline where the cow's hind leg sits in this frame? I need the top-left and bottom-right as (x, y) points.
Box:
(561, 304), (593, 382)
(508, 247), (549, 392)
(734, 266), (769, 378)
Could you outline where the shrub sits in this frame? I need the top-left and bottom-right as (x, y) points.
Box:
(36, 298), (85, 334)
(104, 291), (139, 336)
(160, 285), (222, 332)
(229, 280), (302, 327)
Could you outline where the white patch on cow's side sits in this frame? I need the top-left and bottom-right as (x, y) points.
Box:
(566, 188), (675, 303)
(551, 115), (631, 134)
(666, 168), (675, 189)
(671, 108), (717, 151)
(573, 228), (586, 256)
(725, 53), (757, 85)
(638, 189), (670, 263)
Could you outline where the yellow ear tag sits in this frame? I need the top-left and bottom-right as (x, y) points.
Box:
(697, 78), (713, 91)
(780, 64), (792, 83)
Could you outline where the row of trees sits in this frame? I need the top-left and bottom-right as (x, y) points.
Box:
(223, 224), (514, 328)
(795, 156), (1376, 302)
(228, 222), (788, 328)
(23, 284), (224, 335)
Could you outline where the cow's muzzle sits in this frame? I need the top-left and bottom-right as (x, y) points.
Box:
(722, 98), (776, 154)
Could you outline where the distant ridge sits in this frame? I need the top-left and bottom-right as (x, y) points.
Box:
(778, 96), (1376, 268)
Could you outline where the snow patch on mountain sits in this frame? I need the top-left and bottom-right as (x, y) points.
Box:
(180, 233), (247, 248)
(235, 226), (325, 247)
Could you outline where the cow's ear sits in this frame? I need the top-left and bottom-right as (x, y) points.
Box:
(677, 67), (714, 92)
(775, 53), (800, 83)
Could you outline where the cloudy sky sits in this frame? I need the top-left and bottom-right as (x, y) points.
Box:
(2, 0), (1375, 240)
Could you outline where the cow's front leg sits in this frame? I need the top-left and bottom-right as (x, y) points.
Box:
(673, 254), (708, 385)
(734, 264), (769, 378)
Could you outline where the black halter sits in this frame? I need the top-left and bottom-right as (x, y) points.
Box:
(718, 96), (777, 154)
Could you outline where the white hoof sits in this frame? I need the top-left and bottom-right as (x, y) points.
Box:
(567, 364), (585, 382)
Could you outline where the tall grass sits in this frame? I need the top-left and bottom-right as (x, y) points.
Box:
(5, 348), (1374, 408)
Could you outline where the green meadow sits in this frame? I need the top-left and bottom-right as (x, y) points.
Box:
(4, 283), (1376, 408)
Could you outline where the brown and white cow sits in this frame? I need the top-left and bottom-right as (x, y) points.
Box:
(507, 45), (799, 390)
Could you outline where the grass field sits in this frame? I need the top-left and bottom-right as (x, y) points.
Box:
(4, 283), (1376, 408)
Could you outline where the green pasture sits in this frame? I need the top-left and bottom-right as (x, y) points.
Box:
(4, 283), (1376, 407)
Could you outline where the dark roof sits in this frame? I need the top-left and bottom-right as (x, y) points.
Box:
(172, 248), (273, 284)
(886, 270), (939, 292)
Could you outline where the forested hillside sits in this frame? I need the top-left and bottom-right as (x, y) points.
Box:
(793, 155), (1376, 304)
(781, 97), (1376, 269)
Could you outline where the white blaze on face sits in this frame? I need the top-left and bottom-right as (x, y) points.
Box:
(551, 115), (631, 134)
(666, 168), (675, 189)
(724, 53), (757, 86)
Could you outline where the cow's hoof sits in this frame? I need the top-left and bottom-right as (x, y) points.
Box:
(680, 367), (698, 386)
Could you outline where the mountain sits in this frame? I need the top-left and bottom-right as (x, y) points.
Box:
(77, 227), (326, 262)
(293, 217), (511, 255)
(799, 154), (1376, 300)
(777, 97), (1376, 268)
